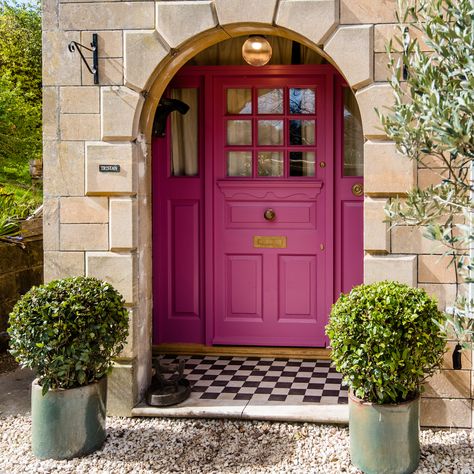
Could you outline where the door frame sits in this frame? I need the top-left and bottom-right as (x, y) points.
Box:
(210, 69), (335, 346)
(203, 64), (337, 346)
(153, 64), (355, 347)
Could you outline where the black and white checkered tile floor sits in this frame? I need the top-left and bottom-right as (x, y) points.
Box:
(158, 355), (348, 405)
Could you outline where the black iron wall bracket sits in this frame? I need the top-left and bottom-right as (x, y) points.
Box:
(68, 33), (99, 84)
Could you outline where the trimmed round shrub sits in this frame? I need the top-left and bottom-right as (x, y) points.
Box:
(8, 277), (128, 394)
(326, 281), (446, 404)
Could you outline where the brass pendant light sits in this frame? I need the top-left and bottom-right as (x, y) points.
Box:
(242, 36), (272, 66)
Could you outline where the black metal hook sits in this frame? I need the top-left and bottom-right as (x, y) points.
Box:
(152, 98), (190, 137)
(68, 33), (99, 84)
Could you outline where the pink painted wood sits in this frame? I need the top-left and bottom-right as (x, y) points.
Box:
(152, 65), (363, 348)
(152, 75), (204, 344)
(212, 72), (332, 346)
(334, 76), (364, 301)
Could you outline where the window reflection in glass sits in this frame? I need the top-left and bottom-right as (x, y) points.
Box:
(343, 88), (364, 176)
(227, 151), (252, 177)
(289, 151), (315, 176)
(227, 89), (252, 114)
(257, 151), (283, 177)
(227, 120), (252, 145)
(289, 88), (316, 114)
(170, 88), (198, 176)
(289, 120), (315, 145)
(257, 89), (283, 114)
(258, 120), (283, 145)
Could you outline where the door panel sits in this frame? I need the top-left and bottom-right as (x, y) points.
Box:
(170, 200), (200, 317)
(278, 255), (317, 320)
(334, 79), (364, 300)
(225, 255), (263, 319)
(213, 74), (331, 347)
(341, 201), (363, 294)
(226, 202), (316, 228)
(152, 77), (204, 344)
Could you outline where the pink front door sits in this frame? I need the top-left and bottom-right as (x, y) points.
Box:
(212, 74), (332, 346)
(152, 65), (363, 348)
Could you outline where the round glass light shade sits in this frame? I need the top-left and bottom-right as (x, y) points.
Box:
(242, 36), (272, 67)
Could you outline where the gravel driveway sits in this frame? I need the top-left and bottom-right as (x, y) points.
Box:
(0, 415), (473, 473)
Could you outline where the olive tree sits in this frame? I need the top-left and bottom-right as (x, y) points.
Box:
(379, 0), (473, 346)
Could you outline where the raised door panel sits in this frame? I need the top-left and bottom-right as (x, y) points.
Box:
(226, 202), (316, 229)
(169, 200), (200, 318)
(278, 255), (317, 321)
(225, 254), (263, 320)
(341, 200), (363, 294)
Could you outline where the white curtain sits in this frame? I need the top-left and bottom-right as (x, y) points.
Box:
(170, 88), (198, 176)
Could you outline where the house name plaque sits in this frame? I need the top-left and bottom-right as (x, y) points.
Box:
(99, 164), (121, 172)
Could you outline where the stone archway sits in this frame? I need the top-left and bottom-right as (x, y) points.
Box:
(95, 0), (415, 415)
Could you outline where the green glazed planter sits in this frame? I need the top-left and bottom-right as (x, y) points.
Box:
(349, 392), (420, 474)
(31, 377), (107, 460)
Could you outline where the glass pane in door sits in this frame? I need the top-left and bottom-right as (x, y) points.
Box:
(170, 88), (199, 176)
(289, 120), (315, 145)
(258, 120), (283, 145)
(289, 151), (315, 176)
(257, 89), (283, 114)
(257, 151), (283, 177)
(289, 88), (316, 114)
(227, 120), (252, 145)
(227, 89), (252, 114)
(343, 88), (364, 176)
(227, 151), (252, 177)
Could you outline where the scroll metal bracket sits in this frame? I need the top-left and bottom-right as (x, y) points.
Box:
(68, 33), (99, 84)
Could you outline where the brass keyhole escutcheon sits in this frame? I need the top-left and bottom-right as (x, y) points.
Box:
(264, 209), (276, 221)
(319, 161), (326, 168)
(352, 183), (364, 197)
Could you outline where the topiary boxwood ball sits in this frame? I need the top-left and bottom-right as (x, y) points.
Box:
(8, 276), (129, 394)
(326, 281), (446, 404)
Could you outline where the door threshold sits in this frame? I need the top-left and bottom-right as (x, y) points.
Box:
(132, 400), (348, 425)
(152, 343), (331, 360)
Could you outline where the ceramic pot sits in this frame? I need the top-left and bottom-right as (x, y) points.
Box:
(349, 392), (420, 474)
(31, 377), (107, 460)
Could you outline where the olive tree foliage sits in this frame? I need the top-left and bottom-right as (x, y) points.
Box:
(379, 0), (474, 347)
(0, 1), (41, 186)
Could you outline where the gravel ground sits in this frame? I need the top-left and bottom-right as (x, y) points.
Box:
(0, 416), (472, 473)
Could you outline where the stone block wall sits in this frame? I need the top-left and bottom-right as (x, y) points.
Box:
(42, 0), (473, 425)
(0, 237), (43, 334)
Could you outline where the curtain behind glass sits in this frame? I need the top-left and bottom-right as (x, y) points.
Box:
(188, 36), (325, 66)
(343, 88), (364, 176)
(170, 88), (198, 176)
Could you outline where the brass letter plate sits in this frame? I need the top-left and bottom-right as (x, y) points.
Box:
(253, 236), (287, 249)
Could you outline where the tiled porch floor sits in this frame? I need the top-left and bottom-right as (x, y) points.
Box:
(133, 355), (349, 423)
(160, 355), (348, 404)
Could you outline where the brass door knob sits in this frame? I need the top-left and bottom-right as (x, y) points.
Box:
(264, 209), (276, 221)
(352, 183), (364, 196)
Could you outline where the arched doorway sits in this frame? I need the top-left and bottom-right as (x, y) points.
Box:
(152, 37), (363, 348)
